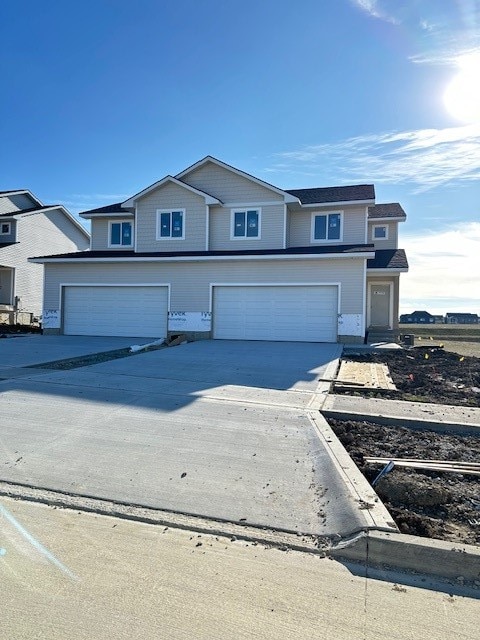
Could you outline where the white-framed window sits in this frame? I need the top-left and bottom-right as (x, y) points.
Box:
(231, 208), (261, 239)
(0, 222), (11, 235)
(109, 220), (133, 247)
(372, 224), (388, 240)
(311, 211), (343, 242)
(156, 209), (185, 240)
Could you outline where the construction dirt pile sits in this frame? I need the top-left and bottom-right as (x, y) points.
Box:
(338, 348), (480, 407)
(329, 418), (480, 545)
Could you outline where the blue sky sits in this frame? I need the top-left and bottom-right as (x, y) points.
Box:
(1, 0), (479, 314)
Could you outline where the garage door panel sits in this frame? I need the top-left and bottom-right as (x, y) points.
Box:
(63, 286), (168, 337)
(213, 286), (337, 342)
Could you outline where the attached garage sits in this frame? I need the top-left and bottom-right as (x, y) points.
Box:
(212, 285), (338, 342)
(63, 285), (168, 337)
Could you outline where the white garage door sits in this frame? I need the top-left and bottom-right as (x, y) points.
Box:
(63, 286), (168, 337)
(213, 285), (338, 342)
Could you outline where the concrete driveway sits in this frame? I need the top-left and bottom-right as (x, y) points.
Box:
(0, 339), (391, 537)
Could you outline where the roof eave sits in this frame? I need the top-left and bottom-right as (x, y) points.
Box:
(300, 199), (376, 208)
(122, 175), (222, 207)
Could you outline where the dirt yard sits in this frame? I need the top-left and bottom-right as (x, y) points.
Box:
(329, 418), (480, 544)
(339, 347), (480, 407)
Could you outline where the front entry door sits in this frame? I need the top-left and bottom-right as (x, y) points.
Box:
(370, 284), (391, 327)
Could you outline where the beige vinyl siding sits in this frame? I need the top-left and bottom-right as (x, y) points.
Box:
(288, 205), (367, 247)
(0, 193), (36, 214)
(136, 182), (206, 252)
(209, 203), (285, 250)
(180, 162), (284, 203)
(1, 209), (89, 315)
(43, 257), (365, 317)
(90, 218), (134, 251)
(368, 221), (398, 249)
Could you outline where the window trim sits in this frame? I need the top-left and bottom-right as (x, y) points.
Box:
(310, 211), (343, 243)
(230, 207), (262, 240)
(156, 209), (186, 241)
(108, 220), (134, 248)
(0, 222), (11, 235)
(372, 224), (389, 240)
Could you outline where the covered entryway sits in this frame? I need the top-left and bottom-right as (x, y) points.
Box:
(63, 285), (169, 337)
(368, 282), (392, 328)
(212, 285), (338, 342)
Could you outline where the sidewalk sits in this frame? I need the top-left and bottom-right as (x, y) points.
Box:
(322, 394), (480, 434)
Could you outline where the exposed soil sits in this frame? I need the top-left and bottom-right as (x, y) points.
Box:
(339, 347), (480, 407)
(0, 323), (41, 335)
(329, 418), (480, 544)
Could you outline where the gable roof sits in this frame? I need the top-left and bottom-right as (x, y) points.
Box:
(368, 203), (406, 219)
(0, 204), (64, 218)
(122, 175), (222, 208)
(0, 189), (42, 206)
(176, 156), (300, 203)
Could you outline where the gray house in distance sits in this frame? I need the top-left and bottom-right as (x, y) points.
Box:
(445, 312), (479, 324)
(0, 190), (90, 320)
(400, 310), (435, 324)
(31, 156), (408, 342)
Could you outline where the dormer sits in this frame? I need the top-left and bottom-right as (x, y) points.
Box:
(367, 203), (406, 250)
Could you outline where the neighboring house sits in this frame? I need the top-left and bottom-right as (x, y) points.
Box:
(31, 157), (408, 342)
(445, 312), (479, 324)
(400, 310), (435, 324)
(0, 190), (90, 319)
(433, 315), (445, 324)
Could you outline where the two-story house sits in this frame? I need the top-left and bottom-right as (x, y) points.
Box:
(0, 190), (90, 321)
(31, 157), (408, 342)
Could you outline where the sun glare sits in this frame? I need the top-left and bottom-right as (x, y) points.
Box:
(443, 53), (480, 123)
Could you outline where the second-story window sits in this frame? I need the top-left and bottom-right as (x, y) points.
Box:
(373, 225), (388, 240)
(156, 210), (185, 239)
(1, 222), (11, 235)
(312, 212), (342, 242)
(109, 221), (133, 247)
(232, 209), (260, 238)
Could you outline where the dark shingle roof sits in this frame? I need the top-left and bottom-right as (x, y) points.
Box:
(30, 244), (375, 261)
(80, 202), (131, 215)
(368, 203), (406, 219)
(286, 184), (375, 205)
(0, 204), (63, 218)
(0, 189), (27, 195)
(0, 242), (17, 249)
(367, 249), (408, 270)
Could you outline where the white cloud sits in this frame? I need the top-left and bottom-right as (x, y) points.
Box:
(268, 124), (480, 191)
(350, 0), (399, 24)
(400, 222), (480, 315)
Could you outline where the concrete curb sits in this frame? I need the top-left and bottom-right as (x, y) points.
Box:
(307, 354), (341, 410)
(306, 412), (397, 532)
(331, 530), (480, 585)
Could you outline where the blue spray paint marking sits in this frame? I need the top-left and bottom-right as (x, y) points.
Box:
(0, 503), (79, 581)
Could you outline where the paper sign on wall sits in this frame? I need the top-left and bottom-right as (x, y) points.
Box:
(168, 312), (212, 332)
(337, 314), (363, 336)
(42, 309), (60, 328)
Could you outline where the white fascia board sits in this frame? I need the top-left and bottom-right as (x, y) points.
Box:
(367, 216), (406, 222)
(30, 252), (374, 264)
(300, 199), (376, 208)
(367, 268), (409, 273)
(80, 211), (134, 219)
(122, 175), (221, 207)
(175, 156), (300, 203)
(0, 190), (43, 206)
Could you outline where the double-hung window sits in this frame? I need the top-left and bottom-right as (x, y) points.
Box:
(312, 212), (342, 242)
(109, 221), (133, 247)
(232, 209), (260, 239)
(156, 210), (185, 239)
